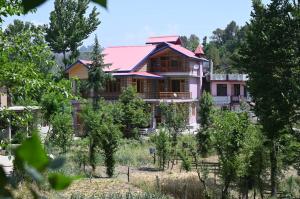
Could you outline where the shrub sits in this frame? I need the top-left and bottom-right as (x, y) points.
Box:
(151, 129), (170, 170)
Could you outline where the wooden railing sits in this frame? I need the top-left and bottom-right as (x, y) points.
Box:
(159, 92), (191, 99)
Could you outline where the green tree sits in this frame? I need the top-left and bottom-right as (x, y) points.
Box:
(87, 35), (112, 110)
(0, 0), (23, 23)
(212, 111), (255, 199)
(180, 34), (200, 51)
(152, 128), (170, 170)
(237, 0), (300, 196)
(49, 112), (73, 153)
(81, 101), (121, 177)
(3, 20), (57, 75)
(46, 0), (100, 68)
(197, 91), (213, 157)
(118, 86), (150, 139)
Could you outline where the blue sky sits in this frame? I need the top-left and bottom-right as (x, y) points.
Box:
(2, 0), (270, 47)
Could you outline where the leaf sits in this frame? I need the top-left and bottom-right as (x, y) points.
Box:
(48, 173), (73, 190)
(24, 165), (44, 183)
(15, 133), (49, 172)
(91, 0), (107, 8)
(21, 0), (47, 13)
(0, 166), (8, 187)
(48, 157), (65, 170)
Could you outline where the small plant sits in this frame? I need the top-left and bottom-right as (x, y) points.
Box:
(11, 131), (27, 144)
(151, 129), (171, 170)
(178, 151), (191, 172)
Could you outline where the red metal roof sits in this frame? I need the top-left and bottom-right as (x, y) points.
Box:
(167, 43), (199, 59)
(103, 45), (156, 72)
(146, 35), (181, 45)
(112, 72), (162, 78)
(194, 45), (204, 55)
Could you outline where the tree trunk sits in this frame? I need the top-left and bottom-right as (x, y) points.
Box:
(222, 180), (230, 199)
(270, 140), (277, 197)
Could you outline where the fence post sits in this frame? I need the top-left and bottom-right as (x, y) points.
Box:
(127, 166), (130, 182)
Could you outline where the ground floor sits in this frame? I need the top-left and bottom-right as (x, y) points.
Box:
(72, 100), (199, 136)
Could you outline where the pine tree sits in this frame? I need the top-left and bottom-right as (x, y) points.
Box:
(87, 35), (112, 110)
(237, 0), (300, 196)
(46, 0), (100, 68)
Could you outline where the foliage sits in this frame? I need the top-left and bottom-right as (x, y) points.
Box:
(11, 131), (27, 144)
(118, 86), (150, 139)
(197, 91), (214, 157)
(0, 26), (72, 106)
(72, 138), (90, 173)
(3, 19), (57, 75)
(160, 103), (188, 146)
(81, 101), (121, 177)
(87, 35), (112, 109)
(178, 151), (191, 172)
(0, 133), (74, 198)
(46, 0), (100, 67)
(211, 111), (265, 199)
(0, 0), (23, 23)
(21, 0), (108, 13)
(151, 129), (170, 170)
(236, 0), (300, 196)
(48, 112), (73, 153)
(180, 34), (200, 51)
(204, 21), (248, 73)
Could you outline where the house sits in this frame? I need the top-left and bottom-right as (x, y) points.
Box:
(210, 73), (251, 111)
(66, 36), (208, 134)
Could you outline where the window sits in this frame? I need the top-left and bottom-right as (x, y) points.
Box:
(171, 80), (185, 92)
(217, 84), (227, 96)
(150, 58), (160, 67)
(133, 79), (144, 93)
(233, 84), (240, 96)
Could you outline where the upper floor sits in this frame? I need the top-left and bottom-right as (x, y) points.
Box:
(66, 36), (208, 101)
(209, 74), (250, 106)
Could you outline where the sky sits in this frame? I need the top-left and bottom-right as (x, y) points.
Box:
(2, 0), (270, 48)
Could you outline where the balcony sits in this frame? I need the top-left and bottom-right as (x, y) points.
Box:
(210, 74), (227, 81)
(228, 74), (248, 81)
(213, 95), (252, 105)
(211, 74), (248, 81)
(158, 92), (191, 99)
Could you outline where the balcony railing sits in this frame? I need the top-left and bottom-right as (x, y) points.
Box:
(213, 96), (231, 105)
(213, 95), (252, 105)
(211, 74), (248, 81)
(159, 92), (192, 99)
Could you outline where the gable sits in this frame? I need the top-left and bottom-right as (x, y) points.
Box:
(68, 63), (89, 79)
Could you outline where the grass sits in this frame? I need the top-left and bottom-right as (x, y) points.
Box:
(69, 192), (170, 199)
(115, 139), (154, 167)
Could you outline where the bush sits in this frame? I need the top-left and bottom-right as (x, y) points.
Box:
(11, 131), (27, 144)
(151, 129), (170, 170)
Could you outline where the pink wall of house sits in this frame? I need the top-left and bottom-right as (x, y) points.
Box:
(211, 81), (246, 96)
(189, 77), (199, 99)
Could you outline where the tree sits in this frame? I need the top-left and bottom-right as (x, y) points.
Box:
(81, 101), (121, 177)
(151, 128), (171, 170)
(237, 0), (300, 196)
(180, 34), (200, 51)
(160, 103), (189, 147)
(212, 111), (260, 199)
(3, 19), (57, 75)
(87, 35), (112, 110)
(49, 112), (73, 153)
(0, 0), (23, 23)
(118, 86), (150, 139)
(197, 91), (213, 157)
(46, 0), (100, 68)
